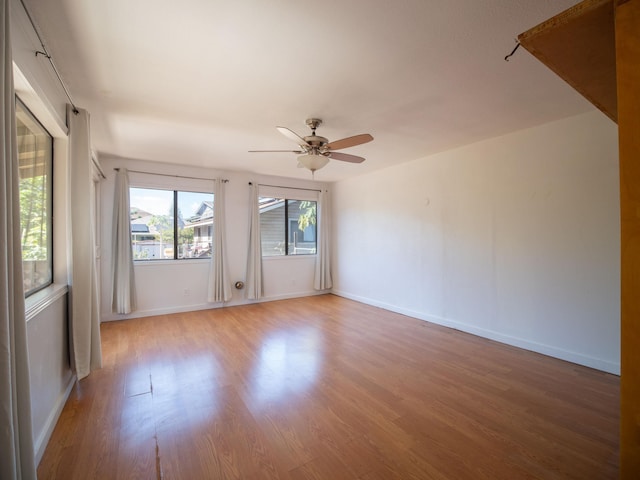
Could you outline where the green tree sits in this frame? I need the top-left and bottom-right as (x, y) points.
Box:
(298, 201), (316, 231)
(179, 227), (194, 244)
(19, 173), (48, 261)
(148, 214), (173, 245)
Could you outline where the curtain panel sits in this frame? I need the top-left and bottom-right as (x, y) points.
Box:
(68, 105), (103, 380)
(314, 189), (333, 290)
(246, 182), (263, 299)
(0, 0), (37, 476)
(208, 178), (231, 303)
(111, 168), (136, 314)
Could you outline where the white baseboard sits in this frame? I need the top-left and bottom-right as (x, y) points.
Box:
(34, 373), (76, 466)
(332, 289), (620, 375)
(102, 302), (217, 322)
(259, 290), (329, 303)
(101, 290), (330, 322)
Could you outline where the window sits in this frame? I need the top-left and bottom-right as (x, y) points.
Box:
(129, 187), (213, 260)
(260, 197), (316, 256)
(16, 97), (53, 296)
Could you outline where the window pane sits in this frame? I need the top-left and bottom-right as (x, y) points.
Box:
(289, 200), (316, 255)
(130, 188), (174, 260)
(17, 98), (53, 295)
(259, 197), (285, 256)
(178, 191), (214, 258)
(259, 197), (317, 256)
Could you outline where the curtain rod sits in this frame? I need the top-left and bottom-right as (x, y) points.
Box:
(91, 153), (106, 179)
(114, 168), (227, 183)
(249, 182), (321, 193)
(19, 0), (79, 114)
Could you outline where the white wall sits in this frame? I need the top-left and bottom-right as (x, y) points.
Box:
(99, 156), (327, 321)
(26, 288), (74, 464)
(332, 110), (620, 374)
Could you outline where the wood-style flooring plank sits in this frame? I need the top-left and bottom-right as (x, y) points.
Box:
(37, 294), (619, 479)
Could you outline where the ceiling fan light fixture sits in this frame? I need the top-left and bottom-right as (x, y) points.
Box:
(297, 153), (329, 172)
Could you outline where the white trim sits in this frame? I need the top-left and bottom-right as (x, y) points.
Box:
(128, 172), (214, 193)
(102, 302), (220, 322)
(259, 185), (319, 202)
(133, 258), (211, 267)
(25, 283), (68, 322)
(262, 254), (317, 261)
(101, 290), (331, 322)
(12, 64), (67, 137)
(332, 289), (620, 375)
(256, 290), (329, 303)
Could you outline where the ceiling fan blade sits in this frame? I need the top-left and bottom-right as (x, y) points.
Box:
(249, 150), (304, 153)
(328, 152), (366, 163)
(276, 126), (310, 147)
(326, 133), (373, 151)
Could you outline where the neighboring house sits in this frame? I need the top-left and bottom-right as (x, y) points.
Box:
(184, 201), (213, 257)
(130, 212), (190, 259)
(131, 223), (154, 242)
(130, 222), (163, 259)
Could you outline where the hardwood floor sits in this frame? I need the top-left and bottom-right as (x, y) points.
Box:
(37, 294), (619, 479)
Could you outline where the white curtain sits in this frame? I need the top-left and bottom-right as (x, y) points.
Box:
(314, 189), (333, 290)
(0, 0), (37, 476)
(111, 168), (136, 314)
(208, 178), (231, 302)
(68, 105), (103, 380)
(245, 182), (263, 299)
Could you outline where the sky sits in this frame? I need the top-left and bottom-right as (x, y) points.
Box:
(130, 188), (212, 218)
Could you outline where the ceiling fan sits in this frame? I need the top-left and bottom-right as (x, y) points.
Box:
(249, 118), (373, 175)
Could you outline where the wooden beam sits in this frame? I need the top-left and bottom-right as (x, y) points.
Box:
(518, 0), (617, 122)
(616, 0), (640, 477)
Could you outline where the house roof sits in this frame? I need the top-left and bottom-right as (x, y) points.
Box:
(184, 198), (288, 228)
(194, 201), (213, 218)
(21, 0), (592, 182)
(258, 197), (284, 214)
(131, 224), (149, 233)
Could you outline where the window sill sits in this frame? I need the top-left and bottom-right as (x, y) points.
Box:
(133, 258), (210, 267)
(262, 254), (317, 261)
(25, 283), (68, 322)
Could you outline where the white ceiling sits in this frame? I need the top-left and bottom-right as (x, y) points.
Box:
(23, 0), (591, 182)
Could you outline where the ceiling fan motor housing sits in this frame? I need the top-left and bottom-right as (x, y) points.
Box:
(303, 135), (329, 151)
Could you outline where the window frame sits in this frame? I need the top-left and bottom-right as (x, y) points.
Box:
(129, 186), (214, 261)
(259, 196), (317, 257)
(16, 95), (54, 297)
